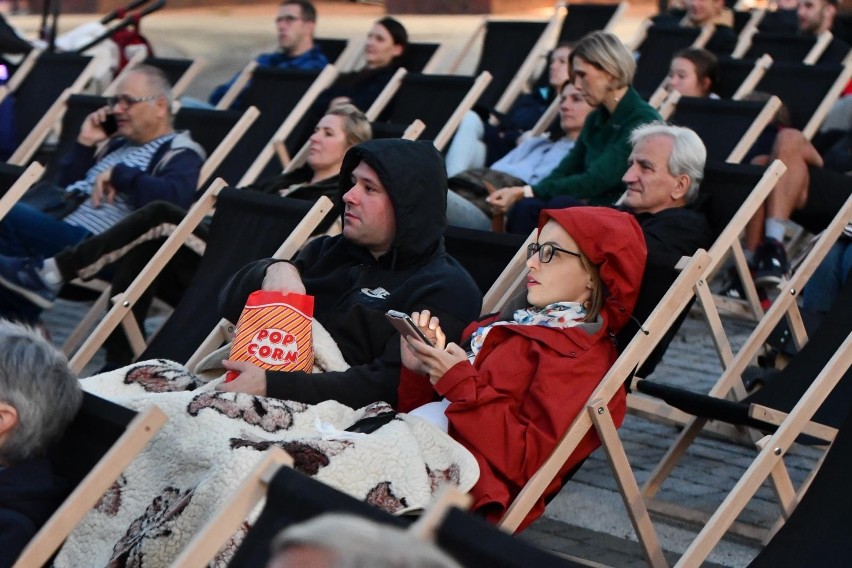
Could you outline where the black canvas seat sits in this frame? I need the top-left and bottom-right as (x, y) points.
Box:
(474, 20), (549, 110)
(667, 96), (775, 161)
(633, 26), (704, 98)
(752, 60), (848, 132)
(315, 37), (348, 65)
(558, 2), (623, 43)
(216, 67), (323, 185)
(378, 72), (483, 143)
(403, 41), (441, 73)
(744, 31), (820, 61)
(444, 226), (526, 296)
(11, 52), (93, 148)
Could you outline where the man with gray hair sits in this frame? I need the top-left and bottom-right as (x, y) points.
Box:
(0, 319), (82, 566)
(0, 64), (205, 322)
(267, 513), (462, 568)
(616, 122), (713, 366)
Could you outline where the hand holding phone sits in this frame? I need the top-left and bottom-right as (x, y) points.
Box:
(101, 113), (118, 136)
(386, 310), (434, 346)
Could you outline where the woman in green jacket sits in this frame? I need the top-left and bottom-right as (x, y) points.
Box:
(487, 31), (661, 234)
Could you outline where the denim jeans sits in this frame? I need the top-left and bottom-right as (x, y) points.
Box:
(804, 239), (852, 315)
(0, 203), (92, 321)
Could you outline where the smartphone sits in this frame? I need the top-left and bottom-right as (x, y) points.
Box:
(101, 114), (118, 136)
(385, 310), (434, 346)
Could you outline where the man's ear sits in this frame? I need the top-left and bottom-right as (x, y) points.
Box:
(672, 174), (690, 201)
(0, 401), (18, 439)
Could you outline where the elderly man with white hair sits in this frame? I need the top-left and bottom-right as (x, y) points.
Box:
(0, 320), (82, 567)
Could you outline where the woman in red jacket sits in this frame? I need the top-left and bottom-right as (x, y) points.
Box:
(398, 206), (647, 530)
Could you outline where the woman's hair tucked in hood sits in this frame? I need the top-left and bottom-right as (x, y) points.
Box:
(339, 139), (447, 263)
(539, 207), (646, 333)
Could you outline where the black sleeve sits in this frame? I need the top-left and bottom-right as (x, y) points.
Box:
(218, 258), (290, 323)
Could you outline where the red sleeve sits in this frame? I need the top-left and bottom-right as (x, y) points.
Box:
(435, 326), (621, 527)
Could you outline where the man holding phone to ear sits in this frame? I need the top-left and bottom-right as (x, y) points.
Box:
(217, 139), (482, 409)
(0, 64), (204, 323)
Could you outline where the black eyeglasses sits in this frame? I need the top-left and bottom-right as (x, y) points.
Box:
(527, 242), (582, 263)
(107, 94), (160, 109)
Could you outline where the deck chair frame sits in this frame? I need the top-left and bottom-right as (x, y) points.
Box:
(676, 332), (852, 566)
(733, 28), (833, 62)
(236, 65), (339, 186)
(638, 194), (852, 532)
(12, 402), (168, 568)
(170, 447), (294, 568)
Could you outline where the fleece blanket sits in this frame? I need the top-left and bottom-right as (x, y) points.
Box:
(54, 360), (479, 568)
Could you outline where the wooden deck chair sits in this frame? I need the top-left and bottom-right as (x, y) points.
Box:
(633, 195), (852, 530)
(104, 55), (206, 98)
(755, 8), (798, 34)
(743, 388), (852, 567)
(743, 54), (852, 139)
(12, 392), (167, 568)
(0, 161), (44, 214)
(67, 189), (333, 373)
(495, 251), (713, 568)
(234, 65), (339, 186)
(674, 332), (852, 566)
(377, 71), (492, 151)
(637, 274), (852, 455)
(735, 29), (833, 63)
(450, 11), (559, 114)
(402, 41), (443, 73)
(6, 51), (104, 167)
(661, 92), (782, 162)
(444, 226), (528, 296)
(557, 2), (628, 43)
(633, 24), (714, 101)
(713, 53), (773, 100)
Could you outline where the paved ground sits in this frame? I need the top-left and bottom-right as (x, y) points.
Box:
(10, 2), (824, 566)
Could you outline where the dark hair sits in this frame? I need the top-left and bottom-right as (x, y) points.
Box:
(282, 0), (317, 22)
(376, 16), (408, 54)
(673, 47), (718, 94)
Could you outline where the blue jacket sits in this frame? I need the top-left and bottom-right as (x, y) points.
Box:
(57, 131), (205, 211)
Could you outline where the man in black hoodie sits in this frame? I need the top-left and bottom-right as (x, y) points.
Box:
(217, 139), (482, 409)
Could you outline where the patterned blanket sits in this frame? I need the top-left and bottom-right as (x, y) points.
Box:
(55, 359), (479, 567)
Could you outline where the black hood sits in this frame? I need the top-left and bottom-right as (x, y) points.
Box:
(339, 139), (447, 262)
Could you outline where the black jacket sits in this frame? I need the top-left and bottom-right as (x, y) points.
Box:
(220, 139), (483, 408)
(616, 206), (714, 375)
(0, 457), (68, 568)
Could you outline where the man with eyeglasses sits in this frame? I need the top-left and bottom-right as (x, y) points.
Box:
(208, 0), (328, 110)
(0, 64), (204, 323)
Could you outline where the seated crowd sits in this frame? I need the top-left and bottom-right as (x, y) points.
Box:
(0, 0), (849, 564)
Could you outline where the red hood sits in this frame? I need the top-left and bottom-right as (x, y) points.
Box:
(539, 207), (646, 333)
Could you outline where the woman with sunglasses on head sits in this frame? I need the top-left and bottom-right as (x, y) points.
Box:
(397, 206), (646, 531)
